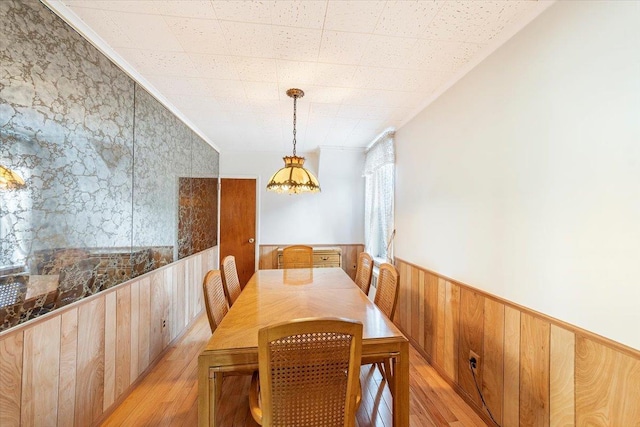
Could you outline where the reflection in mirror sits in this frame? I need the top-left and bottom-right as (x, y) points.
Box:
(283, 269), (314, 286)
(179, 178), (219, 259)
(0, 0), (219, 331)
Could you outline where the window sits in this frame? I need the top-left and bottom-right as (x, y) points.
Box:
(364, 131), (395, 262)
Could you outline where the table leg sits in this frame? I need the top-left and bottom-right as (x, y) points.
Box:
(393, 341), (410, 426)
(198, 359), (220, 426)
(198, 357), (210, 426)
(215, 373), (223, 404)
(384, 358), (393, 396)
(211, 372), (220, 426)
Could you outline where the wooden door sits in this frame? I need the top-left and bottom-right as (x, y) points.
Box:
(220, 178), (257, 287)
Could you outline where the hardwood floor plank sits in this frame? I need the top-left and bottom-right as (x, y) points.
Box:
(102, 316), (210, 427)
(411, 347), (486, 427)
(101, 313), (488, 427)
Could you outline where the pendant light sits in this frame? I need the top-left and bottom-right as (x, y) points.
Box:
(0, 165), (25, 190)
(266, 88), (321, 194)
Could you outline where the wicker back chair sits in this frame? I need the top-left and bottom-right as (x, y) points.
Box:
(354, 252), (374, 296)
(249, 318), (363, 427)
(221, 255), (242, 307)
(373, 263), (400, 320)
(362, 263), (399, 393)
(281, 245), (313, 269)
(202, 270), (228, 334)
(203, 270), (257, 407)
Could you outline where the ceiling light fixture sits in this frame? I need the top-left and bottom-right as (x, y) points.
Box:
(0, 165), (25, 190)
(266, 88), (321, 195)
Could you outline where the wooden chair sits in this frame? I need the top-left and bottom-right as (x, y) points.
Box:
(281, 245), (313, 269)
(202, 270), (228, 334)
(354, 252), (374, 296)
(363, 263), (400, 393)
(202, 269), (256, 411)
(373, 263), (400, 320)
(221, 255), (241, 307)
(249, 318), (363, 427)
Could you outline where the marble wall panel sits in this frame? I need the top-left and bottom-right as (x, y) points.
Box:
(192, 134), (219, 178)
(0, 0), (134, 268)
(0, 0), (219, 331)
(178, 136), (219, 258)
(132, 85), (193, 262)
(179, 177), (218, 257)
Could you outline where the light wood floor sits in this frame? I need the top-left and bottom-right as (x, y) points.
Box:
(101, 314), (488, 427)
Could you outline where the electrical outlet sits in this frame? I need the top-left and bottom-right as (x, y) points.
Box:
(469, 350), (480, 369)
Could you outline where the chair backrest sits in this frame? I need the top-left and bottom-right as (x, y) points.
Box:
(257, 318), (362, 427)
(354, 252), (374, 296)
(202, 270), (228, 333)
(0, 274), (28, 307)
(221, 255), (241, 307)
(373, 263), (400, 320)
(281, 245), (313, 269)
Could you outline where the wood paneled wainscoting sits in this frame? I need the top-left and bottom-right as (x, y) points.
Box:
(394, 258), (640, 426)
(0, 247), (217, 427)
(259, 244), (364, 280)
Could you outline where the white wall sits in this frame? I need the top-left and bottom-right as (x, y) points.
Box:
(395, 1), (640, 350)
(221, 148), (365, 245)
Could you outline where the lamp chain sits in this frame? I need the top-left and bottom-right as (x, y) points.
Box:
(292, 94), (297, 156)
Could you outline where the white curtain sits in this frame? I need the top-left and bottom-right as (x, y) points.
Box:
(363, 131), (395, 262)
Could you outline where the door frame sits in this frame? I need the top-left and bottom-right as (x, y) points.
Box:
(218, 174), (260, 271)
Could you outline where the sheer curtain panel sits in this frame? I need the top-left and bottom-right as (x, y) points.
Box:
(363, 131), (395, 262)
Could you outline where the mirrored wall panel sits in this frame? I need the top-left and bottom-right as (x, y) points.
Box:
(0, 0), (219, 331)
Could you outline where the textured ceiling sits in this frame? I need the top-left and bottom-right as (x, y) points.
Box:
(53, 0), (549, 153)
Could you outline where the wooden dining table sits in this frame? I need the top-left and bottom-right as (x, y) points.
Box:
(197, 267), (409, 426)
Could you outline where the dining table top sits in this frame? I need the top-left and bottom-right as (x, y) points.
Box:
(203, 267), (406, 354)
(198, 267), (410, 427)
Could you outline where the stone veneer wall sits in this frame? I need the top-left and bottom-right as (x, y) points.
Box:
(0, 0), (219, 330)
